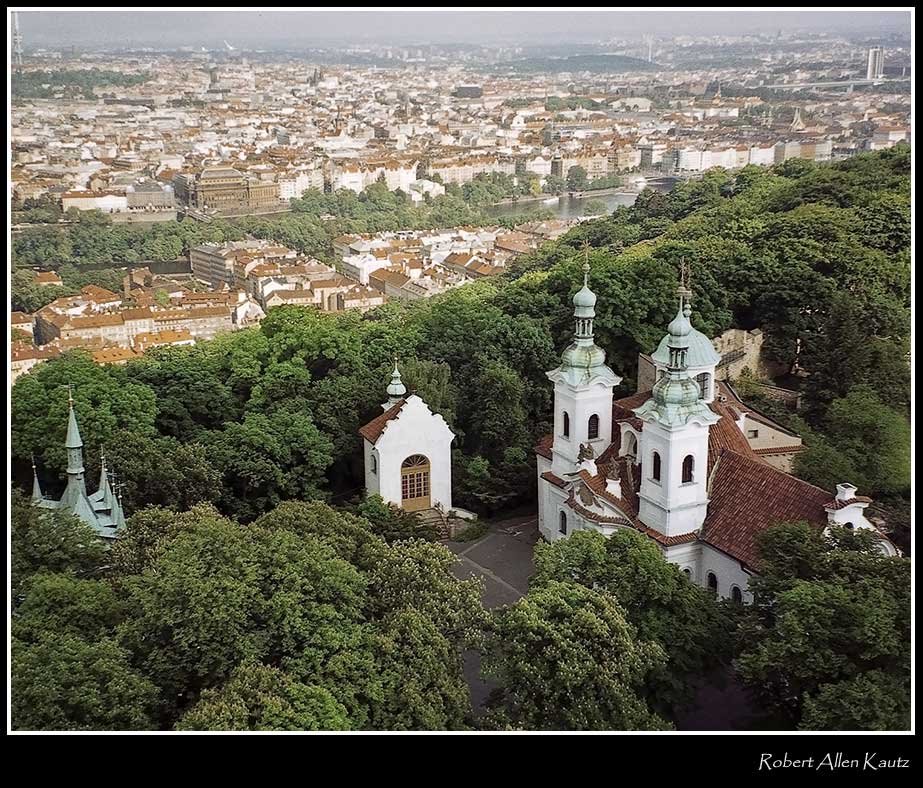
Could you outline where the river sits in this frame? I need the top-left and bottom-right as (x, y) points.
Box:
(486, 179), (678, 220)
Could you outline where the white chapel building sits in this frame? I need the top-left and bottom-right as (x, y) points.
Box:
(536, 263), (897, 603)
(359, 363), (456, 514)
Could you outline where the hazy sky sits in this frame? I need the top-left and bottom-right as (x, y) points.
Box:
(13, 8), (913, 48)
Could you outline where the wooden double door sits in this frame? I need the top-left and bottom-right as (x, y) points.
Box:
(401, 454), (431, 511)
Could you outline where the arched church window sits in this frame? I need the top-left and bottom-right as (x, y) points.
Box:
(844, 522), (855, 530)
(588, 414), (599, 440)
(562, 411), (570, 438)
(683, 568), (692, 580)
(371, 454), (377, 474)
(707, 572), (718, 595)
(695, 372), (711, 400)
(559, 511), (567, 535)
(652, 452), (661, 482)
(682, 455), (695, 484)
(731, 586), (743, 604)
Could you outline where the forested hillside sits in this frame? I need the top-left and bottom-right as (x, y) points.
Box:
(11, 148), (911, 731)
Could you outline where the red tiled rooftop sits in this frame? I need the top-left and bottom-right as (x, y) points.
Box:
(358, 398), (407, 444)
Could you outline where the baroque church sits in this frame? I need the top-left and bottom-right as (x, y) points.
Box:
(31, 392), (126, 540)
(535, 262), (897, 602)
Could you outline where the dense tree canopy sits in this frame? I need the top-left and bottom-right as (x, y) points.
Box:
(10, 496), (483, 731)
(736, 522), (911, 731)
(533, 530), (736, 717)
(482, 580), (669, 731)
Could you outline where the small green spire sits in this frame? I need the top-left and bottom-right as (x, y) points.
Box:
(65, 387), (83, 450)
(31, 454), (43, 503)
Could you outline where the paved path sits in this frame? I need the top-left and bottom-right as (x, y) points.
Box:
(445, 515), (538, 716)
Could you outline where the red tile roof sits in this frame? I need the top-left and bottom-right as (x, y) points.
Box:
(753, 445), (805, 456)
(540, 470), (567, 489)
(535, 434), (553, 460)
(700, 449), (832, 570)
(823, 496), (873, 511)
(358, 399), (407, 444)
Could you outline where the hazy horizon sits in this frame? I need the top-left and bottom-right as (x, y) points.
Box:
(10, 9), (913, 49)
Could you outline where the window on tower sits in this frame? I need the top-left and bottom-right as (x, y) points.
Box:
(588, 414), (599, 440)
(559, 511), (567, 535)
(695, 372), (710, 399)
(562, 411), (570, 438)
(652, 452), (661, 482)
(682, 455), (694, 484)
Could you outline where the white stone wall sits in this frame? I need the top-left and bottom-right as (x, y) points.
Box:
(550, 380), (614, 476)
(697, 543), (754, 603)
(363, 439), (381, 497)
(371, 395), (455, 512)
(637, 420), (711, 537)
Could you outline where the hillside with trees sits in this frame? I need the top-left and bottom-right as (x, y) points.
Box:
(10, 148), (911, 730)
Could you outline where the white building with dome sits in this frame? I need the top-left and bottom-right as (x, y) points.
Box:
(535, 264), (898, 603)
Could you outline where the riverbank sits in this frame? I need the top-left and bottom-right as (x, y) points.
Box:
(490, 185), (637, 208)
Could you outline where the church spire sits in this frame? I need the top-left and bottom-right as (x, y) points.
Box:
(634, 268), (717, 429)
(65, 386), (83, 454)
(383, 357), (407, 409)
(59, 386), (88, 508)
(31, 455), (43, 503)
(571, 242), (597, 346)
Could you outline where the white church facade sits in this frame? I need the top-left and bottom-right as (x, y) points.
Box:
(359, 363), (456, 514)
(536, 263), (897, 603)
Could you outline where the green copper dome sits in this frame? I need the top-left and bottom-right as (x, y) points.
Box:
(652, 307), (720, 368)
(562, 341), (607, 370)
(651, 371), (701, 407)
(573, 283), (597, 309)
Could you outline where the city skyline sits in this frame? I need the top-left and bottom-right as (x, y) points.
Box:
(11, 8), (913, 48)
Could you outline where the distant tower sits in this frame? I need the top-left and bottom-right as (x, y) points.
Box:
(866, 47), (884, 80)
(645, 36), (654, 63)
(790, 107), (805, 132)
(12, 11), (24, 71)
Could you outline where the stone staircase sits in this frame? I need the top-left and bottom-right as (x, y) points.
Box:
(417, 507), (450, 538)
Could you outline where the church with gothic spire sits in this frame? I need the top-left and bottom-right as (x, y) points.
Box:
(535, 262), (897, 603)
(31, 394), (126, 540)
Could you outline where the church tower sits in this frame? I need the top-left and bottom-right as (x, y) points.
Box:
(546, 253), (621, 477)
(633, 289), (719, 537)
